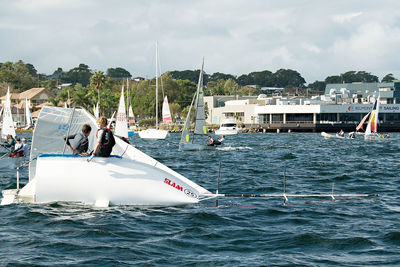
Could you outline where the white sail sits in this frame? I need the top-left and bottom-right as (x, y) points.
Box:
(1, 87), (16, 139)
(25, 98), (33, 128)
(115, 87), (129, 139)
(162, 96), (172, 124)
(94, 102), (99, 119)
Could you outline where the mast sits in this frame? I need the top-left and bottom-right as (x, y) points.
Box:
(155, 41), (159, 130)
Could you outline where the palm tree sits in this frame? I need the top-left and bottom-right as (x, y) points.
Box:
(90, 71), (105, 114)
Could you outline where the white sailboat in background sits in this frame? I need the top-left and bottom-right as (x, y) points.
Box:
(179, 59), (214, 151)
(114, 86), (129, 140)
(24, 98), (34, 130)
(94, 102), (99, 119)
(138, 42), (168, 140)
(162, 96), (172, 124)
(0, 87), (16, 153)
(1, 87), (16, 140)
(126, 78), (134, 137)
(364, 95), (380, 141)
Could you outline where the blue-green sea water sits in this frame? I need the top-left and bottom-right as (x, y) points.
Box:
(0, 132), (399, 266)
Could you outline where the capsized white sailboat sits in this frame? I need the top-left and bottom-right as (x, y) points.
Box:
(138, 42), (168, 140)
(179, 59), (214, 151)
(1, 106), (212, 206)
(162, 96), (172, 124)
(364, 95), (380, 141)
(114, 86), (129, 139)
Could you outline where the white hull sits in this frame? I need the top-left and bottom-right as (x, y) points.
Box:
(215, 118), (238, 136)
(17, 155), (199, 206)
(138, 129), (168, 139)
(215, 128), (238, 136)
(321, 132), (344, 139)
(364, 133), (380, 141)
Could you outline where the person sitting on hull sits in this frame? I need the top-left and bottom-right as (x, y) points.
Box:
(207, 135), (223, 146)
(64, 124), (92, 155)
(10, 137), (24, 157)
(338, 129), (345, 137)
(2, 134), (15, 148)
(93, 116), (116, 157)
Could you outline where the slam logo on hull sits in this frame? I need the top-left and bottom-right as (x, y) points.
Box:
(164, 178), (198, 199)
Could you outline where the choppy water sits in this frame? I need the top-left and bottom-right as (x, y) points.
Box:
(0, 132), (399, 266)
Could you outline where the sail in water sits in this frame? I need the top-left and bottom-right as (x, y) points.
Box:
(1, 87), (16, 139)
(364, 95), (380, 140)
(162, 96), (172, 124)
(24, 98), (34, 129)
(115, 87), (129, 139)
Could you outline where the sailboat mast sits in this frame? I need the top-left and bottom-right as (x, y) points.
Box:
(156, 41), (159, 130)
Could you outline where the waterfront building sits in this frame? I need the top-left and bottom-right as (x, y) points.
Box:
(206, 81), (400, 132)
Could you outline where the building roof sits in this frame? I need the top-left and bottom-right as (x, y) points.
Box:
(0, 87), (55, 101)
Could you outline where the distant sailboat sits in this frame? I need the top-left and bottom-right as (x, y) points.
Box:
(94, 102), (99, 119)
(138, 42), (168, 139)
(24, 98), (34, 130)
(179, 58), (215, 151)
(364, 95), (380, 141)
(162, 96), (172, 124)
(114, 86), (129, 139)
(126, 78), (134, 137)
(1, 87), (16, 140)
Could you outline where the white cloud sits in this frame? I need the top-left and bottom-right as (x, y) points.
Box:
(0, 0), (400, 83)
(332, 12), (363, 24)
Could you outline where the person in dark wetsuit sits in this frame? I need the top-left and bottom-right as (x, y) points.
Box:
(93, 116), (115, 157)
(64, 124), (92, 155)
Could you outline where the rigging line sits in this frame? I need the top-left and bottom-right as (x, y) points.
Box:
(62, 107), (76, 155)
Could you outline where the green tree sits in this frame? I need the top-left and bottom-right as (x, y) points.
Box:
(272, 69), (306, 88)
(308, 80), (326, 93)
(325, 75), (342, 84)
(209, 72), (236, 82)
(65, 64), (92, 86)
(382, 73), (397, 83)
(90, 71), (106, 110)
(106, 67), (131, 79)
(0, 61), (37, 91)
(223, 78), (239, 95)
(239, 86), (259, 96)
(169, 102), (181, 121)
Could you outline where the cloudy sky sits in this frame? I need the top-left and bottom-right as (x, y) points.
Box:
(1, 0), (399, 83)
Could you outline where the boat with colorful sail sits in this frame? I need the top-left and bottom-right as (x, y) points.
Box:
(364, 95), (380, 141)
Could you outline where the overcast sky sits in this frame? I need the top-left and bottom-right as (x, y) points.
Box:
(1, 0), (399, 84)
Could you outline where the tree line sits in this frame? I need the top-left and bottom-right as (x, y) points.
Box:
(0, 60), (397, 124)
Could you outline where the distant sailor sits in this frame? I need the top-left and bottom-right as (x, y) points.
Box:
(64, 124), (92, 155)
(21, 138), (29, 156)
(10, 137), (24, 157)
